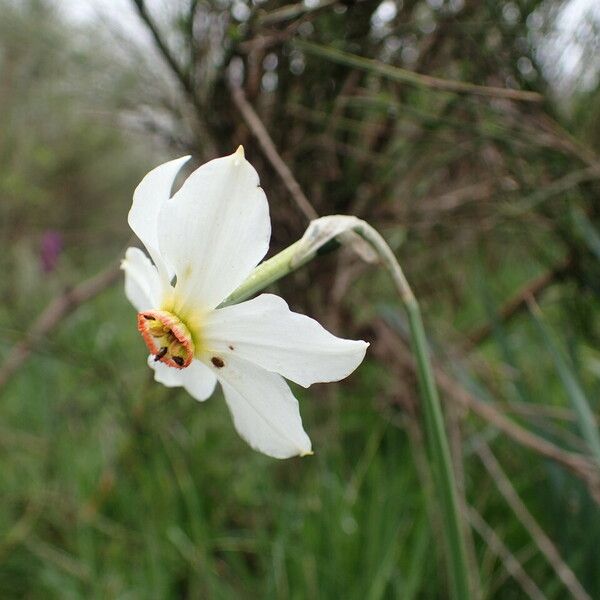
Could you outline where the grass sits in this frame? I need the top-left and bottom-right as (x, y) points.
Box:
(2, 2), (600, 596)
(2, 256), (600, 598)
(1, 286), (439, 598)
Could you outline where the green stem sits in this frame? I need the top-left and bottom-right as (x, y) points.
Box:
(529, 299), (600, 465)
(223, 216), (473, 599)
(351, 220), (472, 600)
(222, 237), (342, 307)
(406, 301), (472, 600)
(221, 240), (305, 307)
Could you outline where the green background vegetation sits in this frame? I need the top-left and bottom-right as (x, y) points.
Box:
(1, 0), (600, 597)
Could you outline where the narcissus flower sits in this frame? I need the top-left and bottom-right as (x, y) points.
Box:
(121, 147), (368, 458)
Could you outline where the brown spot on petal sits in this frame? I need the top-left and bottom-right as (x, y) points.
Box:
(228, 345), (234, 351)
(211, 356), (225, 368)
(172, 356), (184, 367)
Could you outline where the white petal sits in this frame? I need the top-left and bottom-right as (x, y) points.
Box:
(181, 361), (218, 401)
(121, 247), (162, 312)
(128, 156), (191, 279)
(158, 148), (270, 312)
(206, 354), (312, 459)
(148, 356), (182, 387)
(147, 356), (217, 402)
(203, 294), (369, 387)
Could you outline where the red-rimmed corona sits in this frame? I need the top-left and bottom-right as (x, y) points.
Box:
(137, 310), (194, 369)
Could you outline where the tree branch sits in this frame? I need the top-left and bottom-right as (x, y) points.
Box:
(131, 0), (192, 95)
(373, 319), (600, 499)
(228, 81), (318, 221)
(476, 441), (592, 600)
(0, 264), (121, 390)
(131, 0), (216, 159)
(463, 256), (572, 351)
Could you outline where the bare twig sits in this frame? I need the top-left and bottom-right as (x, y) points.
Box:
(256, 0), (337, 26)
(506, 165), (600, 216)
(495, 401), (575, 422)
(131, 0), (216, 159)
(535, 113), (600, 168)
(187, 0), (199, 89)
(0, 264), (120, 390)
(467, 505), (547, 600)
(373, 320), (600, 497)
(295, 41), (544, 103)
(228, 81), (318, 221)
(131, 0), (192, 95)
(475, 442), (592, 600)
(0, 501), (43, 562)
(24, 536), (91, 582)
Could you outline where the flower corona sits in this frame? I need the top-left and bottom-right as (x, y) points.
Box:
(137, 310), (195, 368)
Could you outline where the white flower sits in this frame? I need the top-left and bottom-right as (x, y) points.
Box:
(121, 147), (368, 458)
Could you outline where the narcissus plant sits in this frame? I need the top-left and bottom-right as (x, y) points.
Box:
(121, 147), (368, 458)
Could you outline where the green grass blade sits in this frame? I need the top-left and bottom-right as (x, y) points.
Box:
(402, 516), (430, 600)
(529, 302), (600, 464)
(406, 301), (472, 600)
(293, 40), (542, 102)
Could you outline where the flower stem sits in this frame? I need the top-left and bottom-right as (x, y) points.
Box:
(343, 219), (472, 600)
(224, 216), (473, 599)
(404, 300), (472, 600)
(220, 240), (306, 307)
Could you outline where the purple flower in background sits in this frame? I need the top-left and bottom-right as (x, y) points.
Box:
(40, 230), (63, 273)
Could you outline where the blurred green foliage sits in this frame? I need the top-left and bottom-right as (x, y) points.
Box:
(2, 0), (600, 598)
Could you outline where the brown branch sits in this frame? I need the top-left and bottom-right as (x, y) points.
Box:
(131, 0), (192, 95)
(227, 89), (376, 263)
(133, 0), (318, 222)
(131, 0), (216, 160)
(0, 264), (121, 390)
(476, 442), (592, 600)
(467, 505), (546, 600)
(463, 256), (572, 351)
(188, 0), (199, 84)
(536, 113), (600, 168)
(228, 81), (318, 221)
(372, 320), (600, 498)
